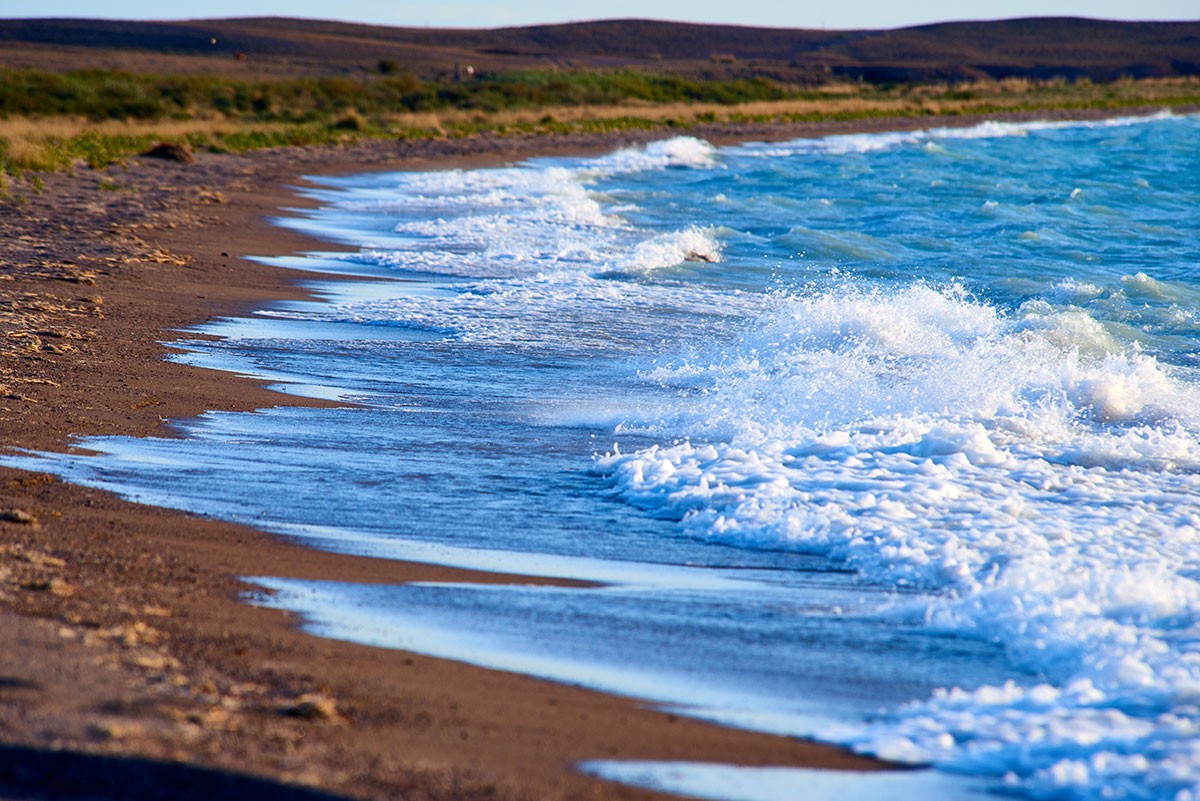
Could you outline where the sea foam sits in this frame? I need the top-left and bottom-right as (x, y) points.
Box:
(309, 137), (722, 280)
(599, 280), (1200, 799)
(246, 120), (1200, 800)
(736, 110), (1179, 159)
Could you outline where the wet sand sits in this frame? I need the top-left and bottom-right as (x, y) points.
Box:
(0, 106), (1187, 800)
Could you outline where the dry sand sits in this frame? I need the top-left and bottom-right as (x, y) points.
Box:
(0, 106), (1185, 800)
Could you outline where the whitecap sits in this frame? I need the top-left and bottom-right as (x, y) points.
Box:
(600, 280), (1200, 800)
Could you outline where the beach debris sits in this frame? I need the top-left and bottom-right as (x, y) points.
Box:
(0, 509), (38, 525)
(36, 328), (83, 340)
(135, 248), (190, 266)
(12, 263), (98, 286)
(53, 269), (96, 285)
(3, 468), (51, 485)
(0, 544), (62, 567)
(143, 142), (196, 164)
(174, 704), (239, 730)
(276, 692), (341, 722)
(88, 718), (145, 741)
(88, 620), (167, 647)
(20, 577), (73, 596)
(124, 649), (178, 671)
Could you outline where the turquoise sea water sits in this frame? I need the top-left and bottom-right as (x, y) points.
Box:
(7, 111), (1200, 800)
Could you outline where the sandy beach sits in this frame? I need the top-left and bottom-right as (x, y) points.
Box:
(0, 105), (1190, 800)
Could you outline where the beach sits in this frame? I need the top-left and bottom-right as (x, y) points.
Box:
(0, 105), (1194, 800)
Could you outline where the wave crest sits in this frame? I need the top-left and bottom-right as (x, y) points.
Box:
(599, 280), (1200, 799)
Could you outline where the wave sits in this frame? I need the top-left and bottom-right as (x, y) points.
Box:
(282, 120), (1200, 798)
(613, 226), (722, 272)
(737, 110), (1184, 159)
(262, 269), (758, 354)
(305, 137), (723, 280)
(585, 136), (719, 174)
(599, 281), (1200, 800)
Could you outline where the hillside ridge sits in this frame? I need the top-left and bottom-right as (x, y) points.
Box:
(1, 15), (1198, 82)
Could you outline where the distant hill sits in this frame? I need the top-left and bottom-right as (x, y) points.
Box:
(1, 16), (1197, 83)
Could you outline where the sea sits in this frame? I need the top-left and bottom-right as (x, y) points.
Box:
(7, 110), (1200, 801)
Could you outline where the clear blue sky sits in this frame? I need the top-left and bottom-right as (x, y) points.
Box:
(4, 0), (1196, 30)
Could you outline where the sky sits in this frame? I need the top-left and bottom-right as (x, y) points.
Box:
(3, 0), (1196, 30)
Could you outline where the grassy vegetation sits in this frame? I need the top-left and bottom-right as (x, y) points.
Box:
(0, 67), (795, 122)
(1, 66), (1197, 180)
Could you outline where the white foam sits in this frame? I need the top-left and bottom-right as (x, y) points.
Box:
(581, 761), (996, 801)
(614, 226), (723, 272)
(599, 281), (1200, 800)
(1050, 278), (1105, 302)
(269, 150), (738, 344)
(585, 136), (718, 174)
(738, 111), (1181, 159)
(309, 138), (725, 280)
(265, 270), (756, 351)
(283, 123), (1200, 799)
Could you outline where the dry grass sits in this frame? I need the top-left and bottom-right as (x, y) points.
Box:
(378, 75), (1199, 131)
(1, 76), (1196, 181)
(0, 116), (304, 154)
(0, 117), (259, 141)
(408, 96), (918, 126)
(0, 117), (320, 174)
(0, 96), (927, 170)
(374, 96), (928, 133)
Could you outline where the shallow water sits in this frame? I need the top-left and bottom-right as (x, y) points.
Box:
(7, 111), (1200, 801)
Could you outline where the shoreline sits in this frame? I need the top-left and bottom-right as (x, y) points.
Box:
(0, 104), (1186, 799)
